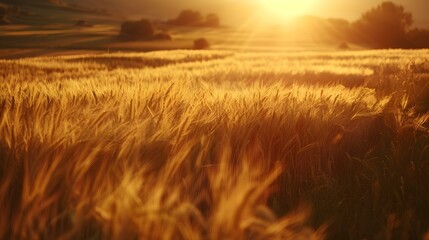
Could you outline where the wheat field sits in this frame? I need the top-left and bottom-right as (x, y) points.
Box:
(1, 49), (429, 239)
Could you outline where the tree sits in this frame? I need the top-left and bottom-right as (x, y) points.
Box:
(205, 13), (220, 27)
(171, 10), (220, 28)
(350, 1), (413, 48)
(173, 10), (203, 26)
(407, 28), (429, 48)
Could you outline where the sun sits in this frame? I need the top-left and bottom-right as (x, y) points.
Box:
(257, 0), (317, 20)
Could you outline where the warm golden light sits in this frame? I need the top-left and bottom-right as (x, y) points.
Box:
(257, 0), (317, 20)
(1, 0), (429, 239)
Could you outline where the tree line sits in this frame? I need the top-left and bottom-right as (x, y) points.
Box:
(343, 1), (429, 49)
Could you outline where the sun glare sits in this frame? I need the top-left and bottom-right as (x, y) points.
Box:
(257, 0), (317, 20)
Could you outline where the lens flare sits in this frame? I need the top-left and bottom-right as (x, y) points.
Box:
(257, 0), (317, 20)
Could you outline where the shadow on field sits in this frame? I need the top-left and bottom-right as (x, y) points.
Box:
(66, 53), (232, 70)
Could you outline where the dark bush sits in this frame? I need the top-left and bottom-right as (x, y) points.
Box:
(152, 32), (172, 41)
(120, 19), (155, 40)
(194, 38), (210, 49)
(338, 42), (350, 50)
(76, 20), (85, 26)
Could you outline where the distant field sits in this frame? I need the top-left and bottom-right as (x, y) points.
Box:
(0, 22), (349, 59)
(1, 49), (429, 239)
(0, 6), (355, 59)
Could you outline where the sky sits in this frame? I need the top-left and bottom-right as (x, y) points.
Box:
(75, 0), (429, 27)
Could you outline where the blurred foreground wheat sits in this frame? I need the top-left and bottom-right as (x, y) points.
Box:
(1, 50), (429, 239)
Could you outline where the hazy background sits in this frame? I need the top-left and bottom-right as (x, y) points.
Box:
(68, 0), (429, 27)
